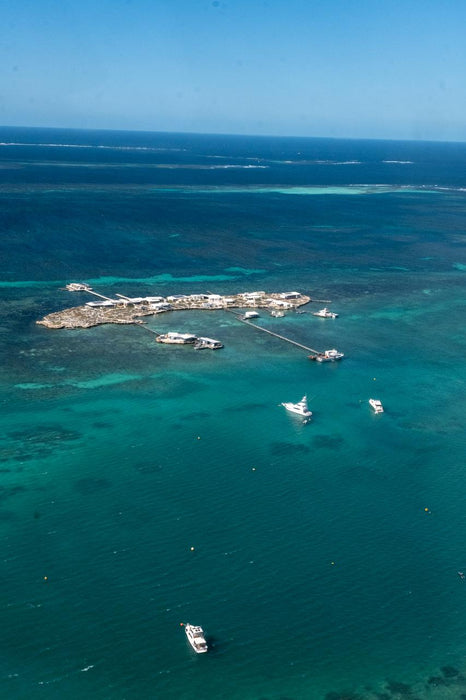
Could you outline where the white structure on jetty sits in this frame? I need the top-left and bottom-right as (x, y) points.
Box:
(156, 332), (197, 344)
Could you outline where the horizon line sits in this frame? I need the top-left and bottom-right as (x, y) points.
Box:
(1, 123), (465, 146)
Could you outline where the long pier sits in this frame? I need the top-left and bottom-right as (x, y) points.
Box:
(242, 319), (320, 354)
(227, 311), (320, 354)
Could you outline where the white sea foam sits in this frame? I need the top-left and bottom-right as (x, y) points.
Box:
(0, 142), (186, 153)
(268, 158), (363, 165)
(207, 164), (268, 169)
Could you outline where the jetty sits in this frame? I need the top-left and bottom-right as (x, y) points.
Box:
(239, 317), (320, 355)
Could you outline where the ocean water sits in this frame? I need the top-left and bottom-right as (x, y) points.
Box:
(1, 127), (466, 700)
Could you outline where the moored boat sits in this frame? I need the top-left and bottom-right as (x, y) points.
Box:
(156, 332), (198, 344)
(312, 307), (338, 318)
(369, 398), (384, 413)
(184, 623), (208, 653)
(193, 337), (223, 349)
(309, 349), (344, 362)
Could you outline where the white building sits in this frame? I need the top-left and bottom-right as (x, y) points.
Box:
(267, 299), (293, 309)
(149, 302), (172, 311)
(280, 292), (301, 299)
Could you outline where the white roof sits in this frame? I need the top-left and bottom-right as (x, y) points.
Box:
(268, 299), (291, 307)
(167, 332), (196, 339)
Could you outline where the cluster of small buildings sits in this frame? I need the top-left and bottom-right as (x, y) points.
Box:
(41, 285), (310, 331)
(78, 289), (307, 313)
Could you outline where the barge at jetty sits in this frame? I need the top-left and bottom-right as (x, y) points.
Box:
(156, 332), (198, 345)
(36, 287), (311, 330)
(155, 332), (223, 349)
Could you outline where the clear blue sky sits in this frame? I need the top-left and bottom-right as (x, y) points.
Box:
(2, 0), (466, 141)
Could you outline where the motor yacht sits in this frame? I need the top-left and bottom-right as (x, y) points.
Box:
(184, 623), (208, 653)
(369, 398), (384, 414)
(281, 395), (312, 421)
(312, 307), (338, 319)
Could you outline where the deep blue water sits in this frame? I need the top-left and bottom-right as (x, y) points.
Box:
(1, 127), (466, 699)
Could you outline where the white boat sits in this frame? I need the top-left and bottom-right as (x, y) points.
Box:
(193, 337), (223, 350)
(270, 309), (285, 317)
(312, 307), (338, 319)
(156, 332), (198, 344)
(242, 310), (260, 320)
(281, 395), (312, 421)
(309, 348), (344, 362)
(184, 623), (208, 653)
(369, 398), (384, 414)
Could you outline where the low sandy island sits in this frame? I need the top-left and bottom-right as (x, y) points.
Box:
(37, 290), (311, 329)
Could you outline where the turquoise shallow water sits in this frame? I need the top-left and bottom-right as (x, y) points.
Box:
(1, 128), (466, 699)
